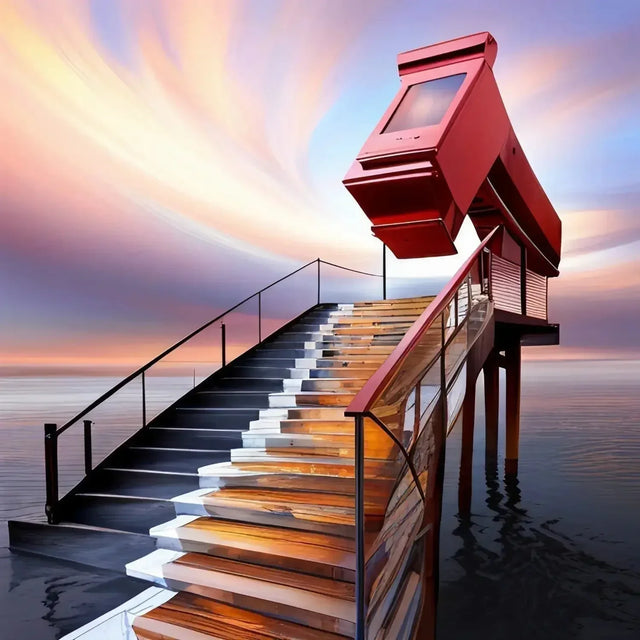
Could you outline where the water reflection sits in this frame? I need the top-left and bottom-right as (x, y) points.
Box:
(0, 547), (144, 639)
(438, 452), (640, 639)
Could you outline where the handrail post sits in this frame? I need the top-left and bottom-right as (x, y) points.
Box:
(441, 312), (447, 404)
(258, 292), (262, 343)
(221, 322), (227, 367)
(354, 414), (365, 640)
(44, 423), (59, 524)
(317, 259), (321, 304)
(141, 370), (147, 428)
(83, 420), (92, 475)
(454, 290), (459, 327)
(382, 243), (387, 300)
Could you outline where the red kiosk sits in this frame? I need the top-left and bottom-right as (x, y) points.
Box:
(343, 31), (561, 277)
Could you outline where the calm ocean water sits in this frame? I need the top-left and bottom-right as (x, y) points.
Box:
(1, 360), (639, 637)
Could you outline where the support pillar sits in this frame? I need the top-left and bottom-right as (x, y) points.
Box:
(483, 348), (499, 466)
(458, 376), (476, 515)
(416, 395), (447, 640)
(504, 340), (521, 476)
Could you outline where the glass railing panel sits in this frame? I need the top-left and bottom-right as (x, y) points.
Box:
(446, 363), (467, 431)
(362, 415), (401, 537)
(365, 393), (446, 639)
(365, 459), (425, 640)
(466, 297), (490, 350)
(456, 279), (469, 324)
(444, 297), (457, 342)
(417, 357), (441, 440)
(370, 314), (444, 428)
(444, 322), (467, 384)
(401, 387), (418, 450)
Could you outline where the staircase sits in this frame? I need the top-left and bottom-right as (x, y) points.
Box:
(120, 295), (434, 640)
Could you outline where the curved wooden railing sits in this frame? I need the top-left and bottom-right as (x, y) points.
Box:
(346, 227), (504, 640)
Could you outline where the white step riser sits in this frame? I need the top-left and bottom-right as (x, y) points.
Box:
(229, 450), (356, 465)
(241, 434), (352, 449)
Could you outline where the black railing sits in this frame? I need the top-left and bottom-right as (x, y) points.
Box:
(44, 257), (383, 524)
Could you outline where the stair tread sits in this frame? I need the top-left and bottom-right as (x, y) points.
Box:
(174, 552), (356, 601)
(193, 487), (385, 518)
(133, 592), (352, 640)
(153, 516), (357, 571)
(198, 463), (392, 495)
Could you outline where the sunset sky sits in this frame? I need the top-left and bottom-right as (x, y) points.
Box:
(1, 0), (639, 371)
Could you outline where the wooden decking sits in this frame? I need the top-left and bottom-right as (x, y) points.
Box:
(127, 296), (433, 639)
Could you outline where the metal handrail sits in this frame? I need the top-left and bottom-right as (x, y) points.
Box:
(55, 258), (381, 437)
(346, 227), (501, 417)
(44, 255), (384, 524)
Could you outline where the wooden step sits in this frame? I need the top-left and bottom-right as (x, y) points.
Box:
(331, 325), (412, 336)
(132, 591), (352, 640)
(151, 516), (357, 580)
(275, 419), (355, 434)
(226, 456), (396, 478)
(347, 307), (428, 317)
(269, 392), (355, 408)
(331, 315), (420, 325)
(242, 431), (356, 448)
(309, 367), (377, 379)
(286, 407), (348, 419)
(321, 346), (395, 356)
(170, 486), (385, 533)
(312, 337), (403, 347)
(128, 549), (356, 636)
(351, 299), (431, 308)
(300, 378), (365, 391)
(352, 294), (432, 305)
(313, 339), (402, 349)
(197, 463), (393, 497)
(342, 306), (427, 316)
(239, 434), (394, 459)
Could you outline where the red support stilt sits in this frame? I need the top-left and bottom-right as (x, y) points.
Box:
(505, 340), (521, 475)
(458, 377), (476, 514)
(417, 394), (447, 640)
(483, 348), (499, 465)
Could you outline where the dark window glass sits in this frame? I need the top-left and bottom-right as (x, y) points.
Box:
(382, 73), (466, 133)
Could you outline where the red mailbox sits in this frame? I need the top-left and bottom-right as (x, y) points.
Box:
(343, 32), (561, 276)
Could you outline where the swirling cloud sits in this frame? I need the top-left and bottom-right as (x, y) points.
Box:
(1, 0), (639, 366)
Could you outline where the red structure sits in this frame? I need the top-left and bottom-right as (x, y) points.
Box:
(343, 32), (561, 277)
